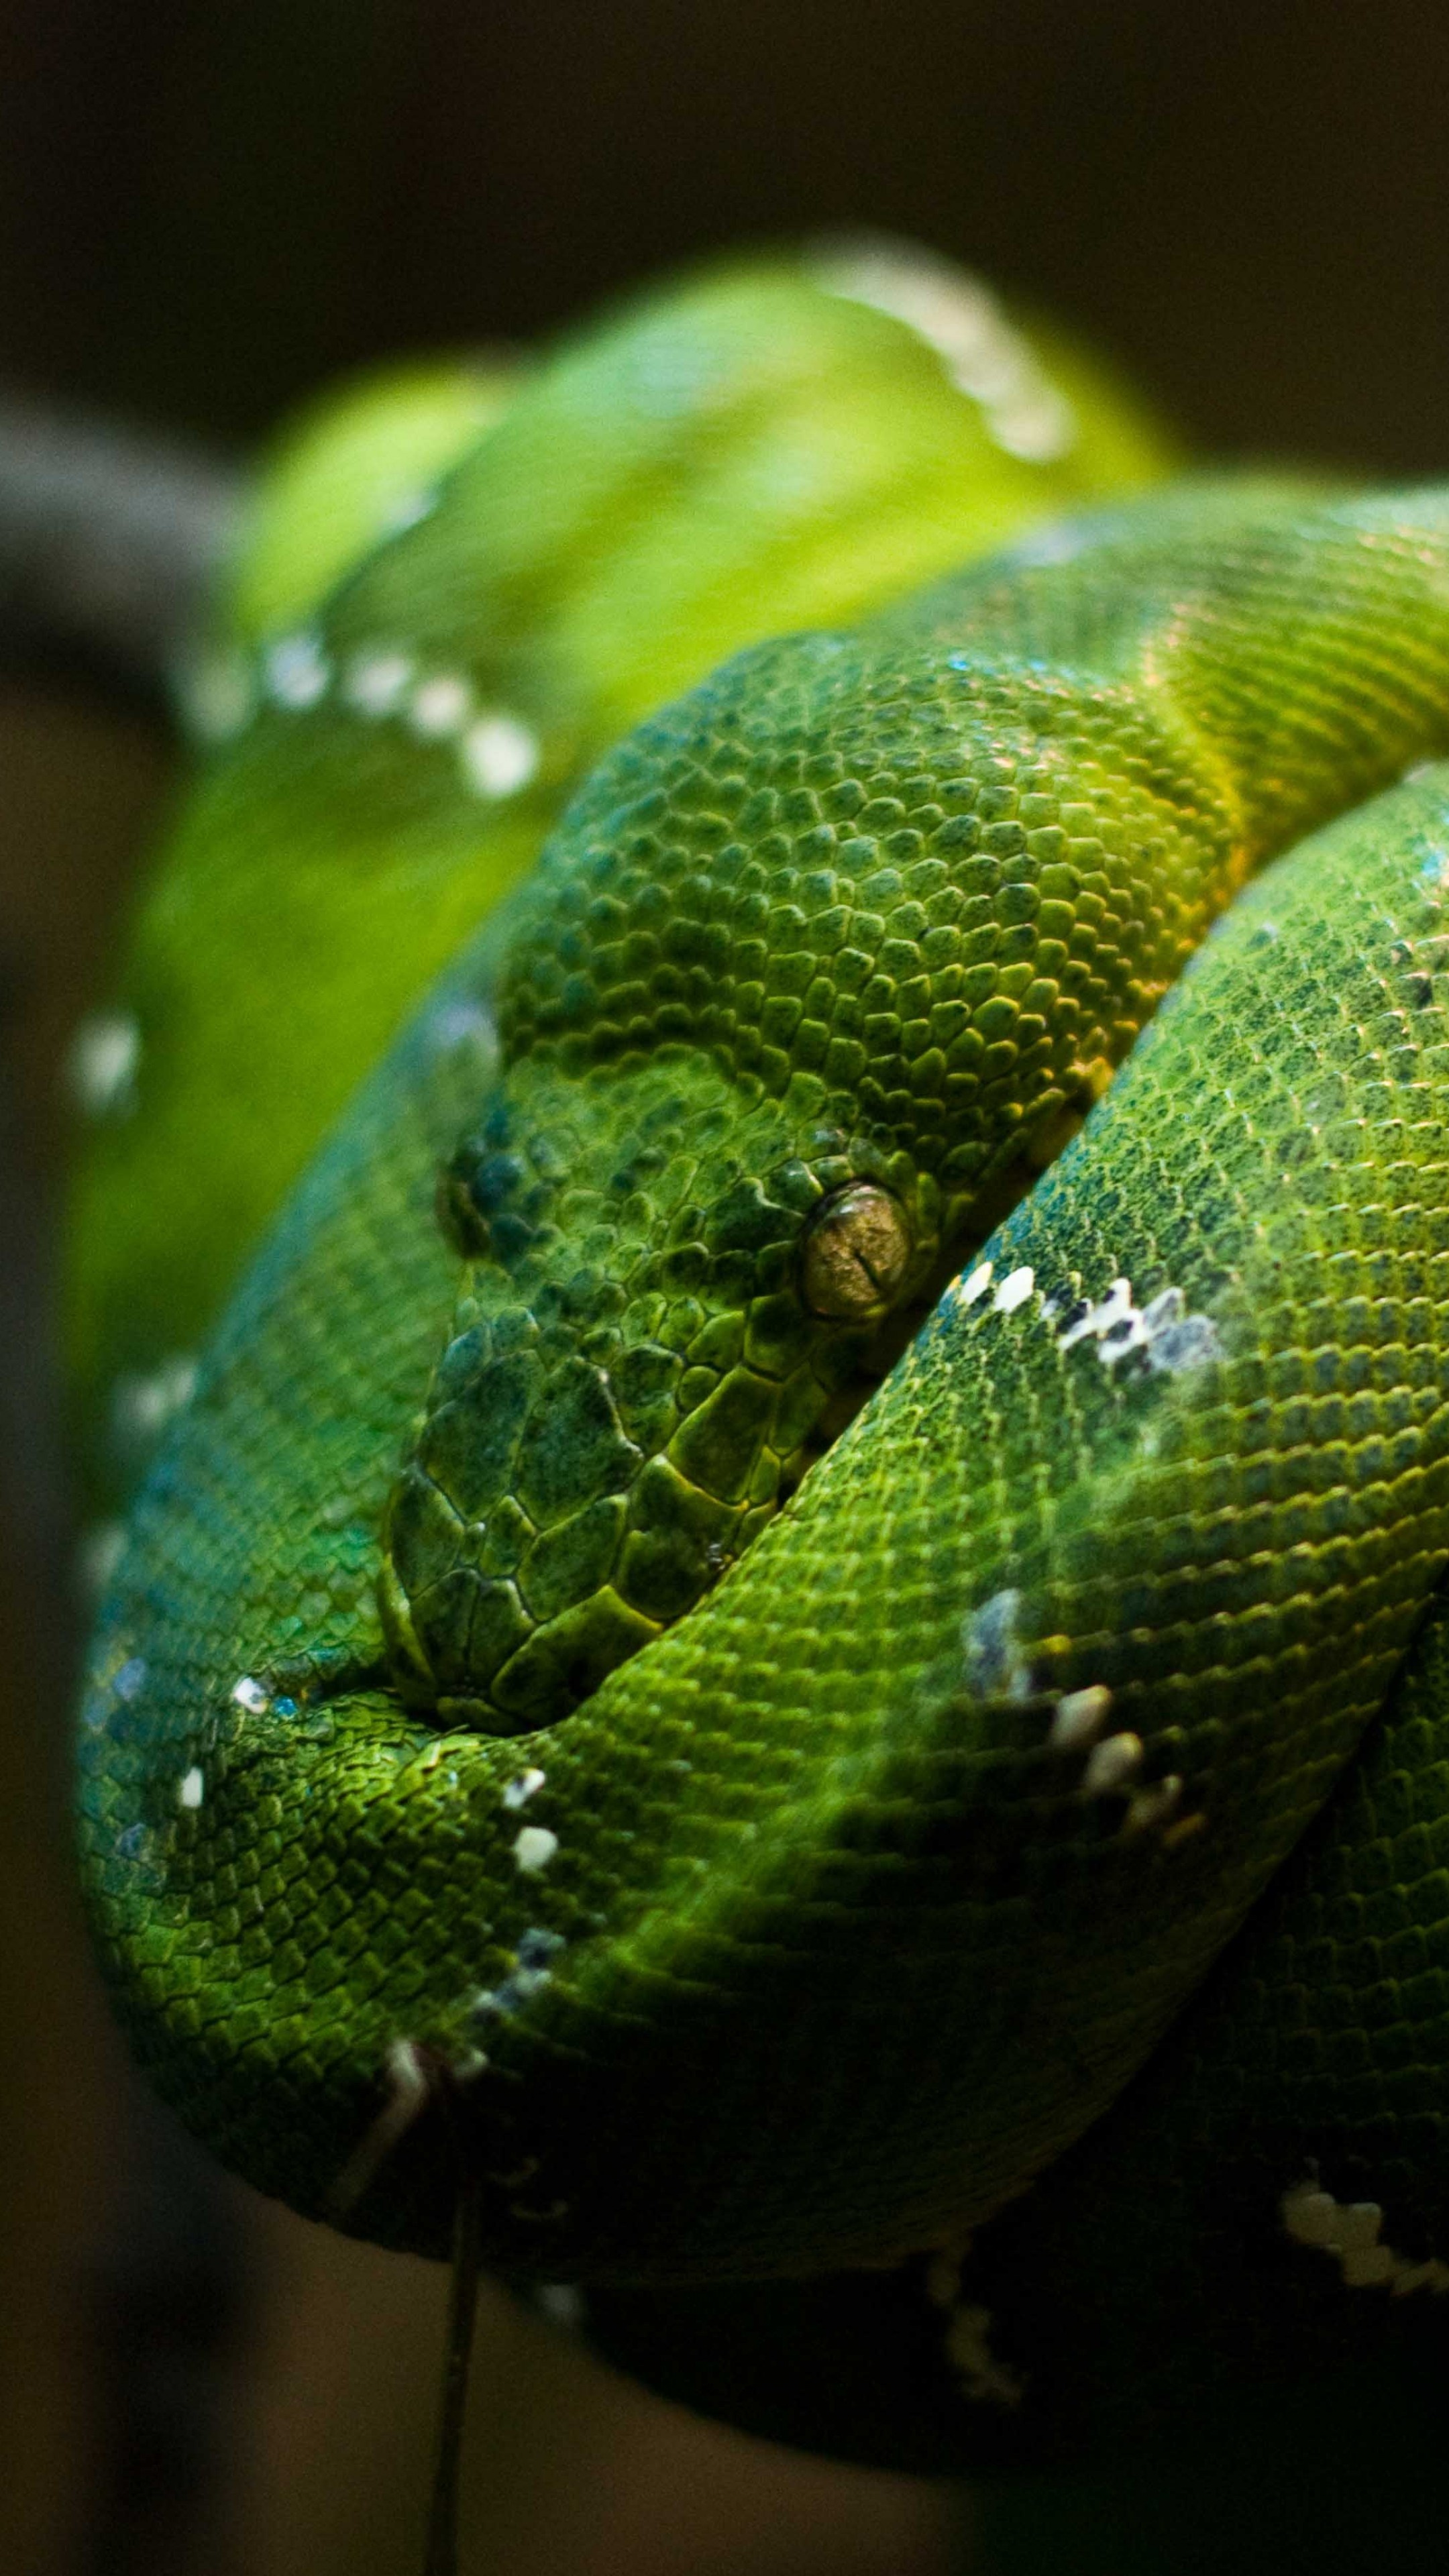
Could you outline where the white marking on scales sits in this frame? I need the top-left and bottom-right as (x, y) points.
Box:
(461, 712), (540, 798)
(1281, 2180), (1449, 2295)
(112, 1354), (199, 1446)
(342, 649), (415, 716)
(962, 1589), (1033, 1703)
(513, 1824), (559, 1874)
(69, 1012), (140, 1117)
(79, 1521), (126, 1603)
(502, 1768), (546, 1810)
(408, 672), (474, 739)
(1047, 1684), (1112, 1750)
(991, 1265), (1035, 1314)
(263, 630), (330, 709)
(1056, 1277), (1224, 1374)
(380, 486), (438, 534)
(1080, 1731), (1144, 1796)
(924, 2242), (1024, 2408)
(813, 238), (1076, 464)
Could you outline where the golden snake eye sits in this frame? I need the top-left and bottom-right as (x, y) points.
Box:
(800, 1183), (912, 1319)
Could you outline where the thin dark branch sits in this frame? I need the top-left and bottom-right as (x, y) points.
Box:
(0, 394), (244, 708)
(423, 2171), (484, 2576)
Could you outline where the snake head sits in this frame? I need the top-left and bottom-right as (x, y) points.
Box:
(378, 1048), (942, 1733)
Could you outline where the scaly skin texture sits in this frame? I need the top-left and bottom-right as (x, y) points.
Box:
(65, 241), (1170, 1520)
(72, 301), (1449, 2465)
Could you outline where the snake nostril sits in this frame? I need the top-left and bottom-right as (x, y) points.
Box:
(800, 1183), (913, 1319)
(435, 1163), (490, 1258)
(435, 1141), (529, 1260)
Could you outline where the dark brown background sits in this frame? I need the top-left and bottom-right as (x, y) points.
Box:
(5, 5), (1449, 2571)
(3, 0), (1449, 474)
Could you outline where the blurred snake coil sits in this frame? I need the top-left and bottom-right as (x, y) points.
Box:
(68, 241), (1449, 2470)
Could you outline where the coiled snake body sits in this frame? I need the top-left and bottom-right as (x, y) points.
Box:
(72, 250), (1449, 2470)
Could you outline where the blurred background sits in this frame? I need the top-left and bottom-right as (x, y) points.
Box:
(7, 5), (1449, 2571)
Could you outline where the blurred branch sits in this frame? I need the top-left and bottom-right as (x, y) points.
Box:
(0, 396), (243, 707)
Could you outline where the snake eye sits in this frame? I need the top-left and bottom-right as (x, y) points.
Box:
(800, 1183), (912, 1318)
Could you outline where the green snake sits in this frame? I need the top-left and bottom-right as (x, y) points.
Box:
(70, 241), (1449, 2477)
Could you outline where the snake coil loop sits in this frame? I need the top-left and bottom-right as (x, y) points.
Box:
(70, 248), (1449, 2473)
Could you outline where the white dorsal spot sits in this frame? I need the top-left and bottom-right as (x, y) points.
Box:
(1048, 1684), (1112, 1750)
(513, 1824), (559, 1874)
(992, 1265), (1035, 1314)
(1081, 1731), (1144, 1796)
(343, 650), (415, 716)
(409, 672), (474, 739)
(1281, 2180), (1449, 2297)
(69, 1012), (140, 1118)
(264, 631), (330, 710)
(502, 1767), (546, 1810)
(462, 713), (540, 798)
